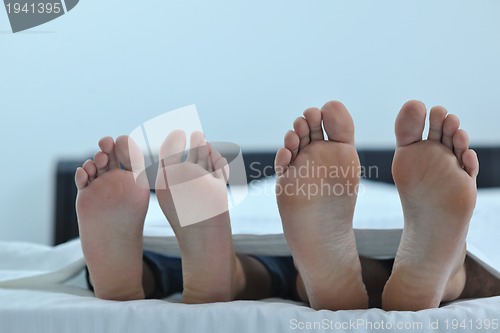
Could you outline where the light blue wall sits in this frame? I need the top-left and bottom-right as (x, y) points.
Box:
(1, 0), (499, 244)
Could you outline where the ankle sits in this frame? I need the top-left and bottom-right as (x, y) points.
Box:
(307, 284), (368, 310)
(181, 254), (241, 304)
(182, 287), (232, 303)
(94, 286), (145, 301)
(442, 265), (466, 302)
(305, 269), (368, 310)
(382, 271), (442, 310)
(232, 255), (247, 298)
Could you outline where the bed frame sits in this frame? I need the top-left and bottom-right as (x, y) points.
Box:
(54, 147), (500, 245)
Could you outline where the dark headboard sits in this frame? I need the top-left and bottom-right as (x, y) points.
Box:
(54, 147), (500, 245)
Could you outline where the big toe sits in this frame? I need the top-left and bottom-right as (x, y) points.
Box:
(321, 101), (355, 145)
(156, 130), (187, 189)
(115, 136), (145, 171)
(159, 130), (187, 166)
(395, 100), (427, 147)
(115, 136), (148, 188)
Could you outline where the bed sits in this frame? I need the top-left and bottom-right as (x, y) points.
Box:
(1, 148), (500, 333)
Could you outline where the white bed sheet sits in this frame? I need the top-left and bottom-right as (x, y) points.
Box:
(0, 286), (499, 333)
(143, 178), (500, 277)
(1, 179), (500, 333)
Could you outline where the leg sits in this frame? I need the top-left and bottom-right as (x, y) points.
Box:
(140, 252), (288, 301)
(155, 131), (245, 303)
(382, 101), (479, 311)
(234, 255), (274, 300)
(275, 101), (368, 310)
(76, 136), (150, 300)
(142, 261), (158, 298)
(360, 257), (393, 308)
(460, 255), (500, 299)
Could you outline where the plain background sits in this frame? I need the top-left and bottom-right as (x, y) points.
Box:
(1, 0), (499, 245)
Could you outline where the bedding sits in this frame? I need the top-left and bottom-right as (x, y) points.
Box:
(0, 286), (499, 333)
(143, 178), (500, 277)
(1, 179), (500, 333)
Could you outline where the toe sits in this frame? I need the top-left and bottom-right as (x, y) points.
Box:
(115, 136), (146, 172)
(116, 136), (149, 188)
(427, 106), (448, 142)
(442, 114), (460, 150)
(303, 107), (324, 141)
(208, 147), (223, 172)
(293, 117), (311, 150)
(75, 167), (89, 190)
(275, 148), (292, 177)
(209, 147), (223, 164)
(185, 131), (209, 169)
(463, 149), (480, 178)
(93, 152), (109, 177)
(82, 160), (97, 182)
(321, 101), (355, 145)
(159, 130), (187, 167)
(197, 143), (210, 170)
(452, 129), (469, 166)
(98, 137), (119, 170)
(213, 157), (229, 181)
(395, 100), (427, 148)
(284, 130), (300, 162)
(187, 132), (205, 163)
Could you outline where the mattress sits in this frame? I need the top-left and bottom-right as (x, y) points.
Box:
(1, 179), (500, 333)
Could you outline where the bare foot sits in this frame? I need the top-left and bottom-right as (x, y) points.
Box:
(76, 136), (150, 300)
(382, 101), (479, 311)
(155, 131), (245, 303)
(275, 101), (368, 310)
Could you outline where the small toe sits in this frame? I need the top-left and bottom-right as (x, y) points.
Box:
(452, 129), (469, 166)
(284, 130), (300, 162)
(321, 101), (355, 144)
(293, 117), (311, 150)
(98, 136), (119, 170)
(463, 149), (480, 178)
(427, 106), (448, 141)
(159, 130), (187, 167)
(395, 100), (427, 148)
(303, 107), (324, 141)
(82, 160), (97, 182)
(187, 132), (205, 163)
(442, 114), (460, 150)
(275, 148), (292, 177)
(75, 167), (89, 190)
